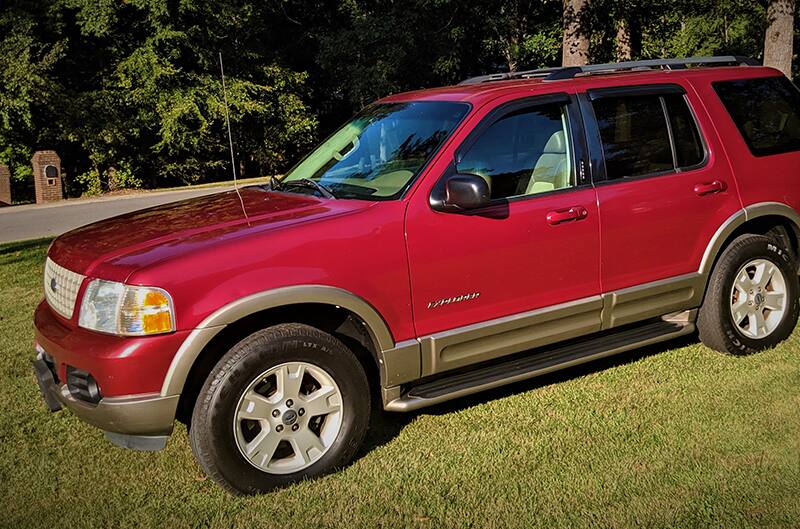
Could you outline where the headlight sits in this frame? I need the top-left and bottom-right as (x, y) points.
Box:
(78, 279), (175, 336)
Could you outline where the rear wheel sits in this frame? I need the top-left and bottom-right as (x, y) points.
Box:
(698, 234), (799, 355)
(189, 323), (370, 495)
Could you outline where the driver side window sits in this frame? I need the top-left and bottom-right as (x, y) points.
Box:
(456, 103), (574, 200)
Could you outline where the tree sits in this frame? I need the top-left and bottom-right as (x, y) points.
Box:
(562, 0), (591, 66)
(616, 18), (634, 60)
(0, 0), (63, 191)
(764, 0), (796, 76)
(473, 0), (562, 72)
(0, 0), (319, 196)
(1, 0), (798, 200)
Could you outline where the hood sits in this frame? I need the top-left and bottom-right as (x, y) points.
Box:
(48, 186), (374, 280)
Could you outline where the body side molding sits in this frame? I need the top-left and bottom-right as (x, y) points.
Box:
(385, 318), (695, 412)
(601, 272), (704, 329)
(419, 296), (604, 377)
(161, 285), (399, 397)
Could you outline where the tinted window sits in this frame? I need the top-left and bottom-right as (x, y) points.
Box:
(457, 104), (573, 199)
(593, 92), (705, 179)
(283, 102), (469, 199)
(664, 94), (705, 167)
(593, 95), (674, 179)
(714, 76), (800, 156)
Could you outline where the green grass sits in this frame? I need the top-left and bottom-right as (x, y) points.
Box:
(1, 238), (799, 529)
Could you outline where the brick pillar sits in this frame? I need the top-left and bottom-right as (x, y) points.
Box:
(32, 150), (63, 203)
(0, 164), (10, 206)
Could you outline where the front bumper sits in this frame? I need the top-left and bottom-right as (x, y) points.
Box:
(34, 300), (192, 396)
(33, 350), (178, 450)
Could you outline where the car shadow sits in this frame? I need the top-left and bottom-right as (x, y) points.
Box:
(356, 333), (699, 458)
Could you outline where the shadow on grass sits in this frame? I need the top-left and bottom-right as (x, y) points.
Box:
(0, 237), (52, 255)
(358, 333), (699, 457)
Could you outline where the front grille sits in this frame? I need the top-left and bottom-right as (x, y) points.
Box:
(43, 257), (85, 319)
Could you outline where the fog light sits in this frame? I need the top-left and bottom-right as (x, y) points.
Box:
(66, 366), (101, 404)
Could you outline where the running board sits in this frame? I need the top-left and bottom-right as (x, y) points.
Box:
(384, 319), (694, 412)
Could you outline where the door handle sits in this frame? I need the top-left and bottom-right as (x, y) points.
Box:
(694, 180), (727, 196)
(547, 206), (588, 225)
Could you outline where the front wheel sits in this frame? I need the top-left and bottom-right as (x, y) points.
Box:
(698, 234), (799, 355)
(189, 323), (370, 495)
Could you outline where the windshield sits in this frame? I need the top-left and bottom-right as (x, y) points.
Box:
(280, 101), (470, 199)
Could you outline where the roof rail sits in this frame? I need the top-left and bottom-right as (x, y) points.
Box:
(458, 56), (760, 85)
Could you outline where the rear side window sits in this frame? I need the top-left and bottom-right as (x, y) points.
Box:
(592, 92), (705, 180)
(713, 76), (800, 157)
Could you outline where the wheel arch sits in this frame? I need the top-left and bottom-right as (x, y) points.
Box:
(161, 286), (396, 419)
(700, 202), (800, 280)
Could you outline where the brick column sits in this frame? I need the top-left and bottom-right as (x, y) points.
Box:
(32, 150), (63, 203)
(0, 164), (10, 206)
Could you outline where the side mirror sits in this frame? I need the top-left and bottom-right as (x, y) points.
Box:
(432, 173), (491, 212)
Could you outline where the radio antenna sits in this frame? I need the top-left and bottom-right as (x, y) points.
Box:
(218, 52), (249, 220)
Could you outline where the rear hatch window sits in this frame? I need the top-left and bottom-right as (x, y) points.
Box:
(713, 76), (800, 157)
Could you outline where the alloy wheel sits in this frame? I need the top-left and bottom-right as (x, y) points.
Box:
(233, 362), (343, 474)
(729, 258), (788, 339)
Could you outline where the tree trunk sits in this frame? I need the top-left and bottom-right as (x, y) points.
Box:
(763, 0), (796, 77)
(616, 18), (633, 61)
(562, 0), (590, 66)
(502, 33), (520, 72)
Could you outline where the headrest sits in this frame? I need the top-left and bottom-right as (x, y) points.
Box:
(542, 130), (566, 153)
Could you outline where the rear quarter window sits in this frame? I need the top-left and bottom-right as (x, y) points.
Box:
(713, 76), (800, 157)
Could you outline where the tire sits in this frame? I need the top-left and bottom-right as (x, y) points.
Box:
(698, 234), (799, 355)
(189, 323), (371, 495)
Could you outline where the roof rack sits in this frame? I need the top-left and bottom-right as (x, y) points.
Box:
(458, 56), (760, 85)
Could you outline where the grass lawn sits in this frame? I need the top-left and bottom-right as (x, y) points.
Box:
(1, 238), (799, 529)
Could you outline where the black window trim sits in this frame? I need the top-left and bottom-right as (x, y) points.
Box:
(580, 83), (709, 185)
(587, 83), (686, 101)
(429, 92), (591, 212)
(712, 75), (800, 158)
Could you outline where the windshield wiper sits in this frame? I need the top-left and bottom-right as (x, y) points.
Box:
(267, 177), (336, 199)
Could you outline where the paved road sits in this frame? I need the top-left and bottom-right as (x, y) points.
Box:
(0, 186), (234, 244)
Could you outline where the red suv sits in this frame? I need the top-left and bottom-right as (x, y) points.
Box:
(33, 56), (800, 494)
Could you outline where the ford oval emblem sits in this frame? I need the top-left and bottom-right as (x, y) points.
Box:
(49, 277), (58, 293)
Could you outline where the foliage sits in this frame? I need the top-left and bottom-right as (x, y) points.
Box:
(0, 2), (63, 184)
(0, 0), (797, 198)
(1, 0), (318, 197)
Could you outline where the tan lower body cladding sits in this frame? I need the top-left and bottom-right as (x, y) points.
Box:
(381, 271), (705, 390)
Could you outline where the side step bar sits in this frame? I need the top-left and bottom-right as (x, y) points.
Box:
(384, 319), (694, 412)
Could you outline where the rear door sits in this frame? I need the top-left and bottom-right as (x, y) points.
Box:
(580, 83), (742, 327)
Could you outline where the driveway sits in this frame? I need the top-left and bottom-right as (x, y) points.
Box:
(0, 186), (236, 244)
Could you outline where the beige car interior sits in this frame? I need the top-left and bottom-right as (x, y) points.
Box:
(525, 129), (571, 194)
(467, 123), (573, 199)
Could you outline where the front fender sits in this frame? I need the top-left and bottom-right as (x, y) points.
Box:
(159, 285), (396, 397)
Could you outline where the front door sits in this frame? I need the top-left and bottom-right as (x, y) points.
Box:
(405, 94), (603, 376)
